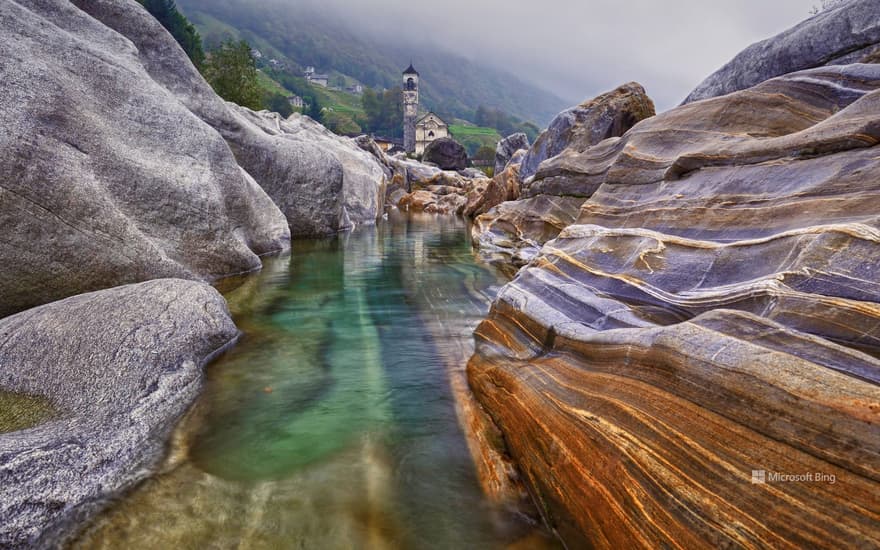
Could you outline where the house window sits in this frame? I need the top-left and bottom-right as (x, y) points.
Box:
(406, 78), (416, 91)
(428, 131), (435, 138)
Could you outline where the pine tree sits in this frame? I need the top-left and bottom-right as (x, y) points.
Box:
(202, 40), (263, 110)
(140, 0), (205, 68)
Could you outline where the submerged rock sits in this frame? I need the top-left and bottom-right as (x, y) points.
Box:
(519, 82), (655, 181)
(422, 137), (469, 171)
(469, 63), (880, 548)
(684, 0), (880, 103)
(0, 279), (239, 548)
(0, 0), (290, 318)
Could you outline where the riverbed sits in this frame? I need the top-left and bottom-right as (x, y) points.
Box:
(73, 212), (558, 549)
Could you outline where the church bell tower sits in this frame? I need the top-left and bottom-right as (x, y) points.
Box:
(402, 63), (419, 153)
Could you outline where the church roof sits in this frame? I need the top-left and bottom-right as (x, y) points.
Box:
(416, 112), (447, 126)
(403, 63), (419, 76)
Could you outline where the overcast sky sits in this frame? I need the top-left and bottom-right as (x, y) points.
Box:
(302, 0), (823, 111)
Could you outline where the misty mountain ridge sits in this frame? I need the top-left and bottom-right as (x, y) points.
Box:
(176, 0), (569, 126)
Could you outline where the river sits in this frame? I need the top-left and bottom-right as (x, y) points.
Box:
(73, 212), (558, 549)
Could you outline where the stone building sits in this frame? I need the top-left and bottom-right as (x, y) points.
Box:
(304, 66), (329, 87)
(415, 112), (448, 155)
(402, 63), (448, 154)
(402, 63), (419, 152)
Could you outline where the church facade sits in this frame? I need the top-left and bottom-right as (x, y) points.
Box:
(414, 113), (448, 155)
(402, 63), (447, 155)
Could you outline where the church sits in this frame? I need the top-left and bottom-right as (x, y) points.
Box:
(402, 64), (448, 155)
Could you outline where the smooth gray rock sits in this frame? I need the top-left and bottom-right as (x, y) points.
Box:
(228, 107), (388, 234)
(495, 133), (530, 174)
(0, 0), (290, 319)
(76, 0), (386, 237)
(684, 0), (880, 104)
(0, 279), (239, 548)
(519, 82), (655, 181)
(422, 137), (469, 170)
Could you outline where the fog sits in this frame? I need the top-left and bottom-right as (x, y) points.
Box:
(285, 0), (821, 110)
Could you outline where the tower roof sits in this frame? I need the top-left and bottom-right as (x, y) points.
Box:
(403, 63), (419, 76)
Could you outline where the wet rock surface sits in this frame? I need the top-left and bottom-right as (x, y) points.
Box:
(469, 63), (880, 548)
(0, 280), (238, 548)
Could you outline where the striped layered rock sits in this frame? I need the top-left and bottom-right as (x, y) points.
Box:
(520, 82), (655, 181)
(472, 83), (656, 270)
(468, 63), (880, 548)
(471, 195), (584, 275)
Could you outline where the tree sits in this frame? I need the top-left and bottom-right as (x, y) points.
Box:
(474, 146), (495, 163)
(140, 0), (205, 68)
(264, 92), (294, 118)
(203, 40), (263, 110)
(361, 86), (403, 137)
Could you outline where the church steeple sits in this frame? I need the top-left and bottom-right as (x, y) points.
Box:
(402, 62), (420, 153)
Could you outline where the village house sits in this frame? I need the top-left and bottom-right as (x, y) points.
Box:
(304, 66), (329, 87)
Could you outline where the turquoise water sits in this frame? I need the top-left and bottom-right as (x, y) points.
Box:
(76, 213), (557, 549)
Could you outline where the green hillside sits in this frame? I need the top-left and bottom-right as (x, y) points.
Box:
(176, 0), (567, 127)
(449, 125), (502, 157)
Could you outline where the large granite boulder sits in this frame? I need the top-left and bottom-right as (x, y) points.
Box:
(227, 107), (387, 234)
(422, 137), (469, 170)
(494, 132), (530, 174)
(684, 0), (880, 103)
(0, 0), (290, 319)
(469, 63), (880, 548)
(74, 0), (386, 237)
(519, 82), (655, 181)
(0, 279), (239, 548)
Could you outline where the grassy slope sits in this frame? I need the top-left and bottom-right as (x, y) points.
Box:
(449, 124), (502, 156)
(314, 87), (365, 118)
(256, 70), (290, 96)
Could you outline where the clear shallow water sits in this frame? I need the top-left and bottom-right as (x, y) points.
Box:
(75, 213), (558, 549)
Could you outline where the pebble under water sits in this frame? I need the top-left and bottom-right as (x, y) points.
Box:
(74, 212), (559, 549)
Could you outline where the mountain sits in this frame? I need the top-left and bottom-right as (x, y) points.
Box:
(175, 0), (568, 126)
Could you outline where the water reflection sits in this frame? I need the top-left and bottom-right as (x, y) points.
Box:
(74, 212), (558, 549)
